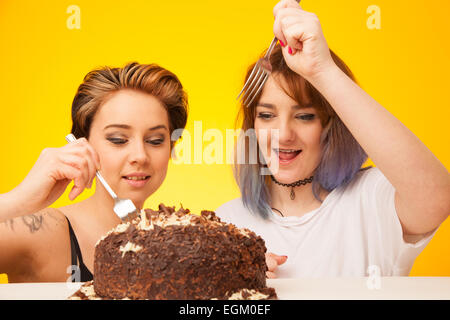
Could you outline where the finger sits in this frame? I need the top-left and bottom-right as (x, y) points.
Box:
(273, 0), (302, 18)
(266, 253), (280, 271)
(78, 137), (101, 171)
(44, 178), (72, 206)
(266, 271), (277, 279)
(267, 252), (288, 266)
(88, 143), (101, 171)
(280, 13), (308, 51)
(285, 30), (302, 55)
(68, 167), (87, 201)
(78, 151), (96, 189)
(69, 185), (82, 201)
(59, 154), (90, 189)
(273, 15), (288, 48)
(52, 163), (85, 201)
(64, 142), (97, 188)
(274, 8), (304, 50)
(68, 138), (97, 172)
(266, 257), (278, 271)
(274, 255), (288, 265)
(83, 143), (100, 188)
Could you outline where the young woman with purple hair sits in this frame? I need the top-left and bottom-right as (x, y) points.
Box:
(216, 0), (450, 278)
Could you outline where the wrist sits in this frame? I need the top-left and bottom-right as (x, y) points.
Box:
(6, 183), (32, 217)
(0, 188), (23, 219)
(305, 63), (347, 91)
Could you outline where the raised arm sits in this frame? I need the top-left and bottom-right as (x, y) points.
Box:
(273, 0), (450, 235)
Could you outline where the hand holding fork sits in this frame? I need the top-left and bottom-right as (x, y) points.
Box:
(237, 0), (301, 107)
(237, 0), (336, 105)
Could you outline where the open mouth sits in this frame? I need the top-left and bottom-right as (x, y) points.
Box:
(122, 175), (151, 187)
(274, 149), (302, 162)
(122, 176), (151, 181)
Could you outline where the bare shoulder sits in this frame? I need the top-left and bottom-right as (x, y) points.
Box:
(36, 207), (68, 231)
(20, 208), (67, 234)
(0, 208), (71, 282)
(0, 207), (68, 239)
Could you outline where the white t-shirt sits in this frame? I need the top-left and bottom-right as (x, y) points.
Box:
(215, 168), (438, 278)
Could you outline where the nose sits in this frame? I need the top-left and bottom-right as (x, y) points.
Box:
(277, 118), (295, 145)
(128, 139), (149, 166)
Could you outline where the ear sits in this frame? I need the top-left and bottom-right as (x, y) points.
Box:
(169, 140), (177, 161)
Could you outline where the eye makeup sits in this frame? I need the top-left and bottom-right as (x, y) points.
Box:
(106, 135), (166, 146)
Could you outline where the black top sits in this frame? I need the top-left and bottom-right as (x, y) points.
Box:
(66, 217), (93, 282)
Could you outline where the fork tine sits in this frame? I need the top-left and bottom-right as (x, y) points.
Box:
(240, 66), (263, 103)
(238, 39), (277, 100)
(242, 69), (265, 105)
(243, 70), (267, 106)
(238, 33), (281, 103)
(246, 74), (269, 106)
(237, 63), (261, 100)
(245, 73), (268, 106)
(244, 66), (263, 96)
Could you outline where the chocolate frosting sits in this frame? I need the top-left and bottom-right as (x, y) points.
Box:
(72, 204), (277, 300)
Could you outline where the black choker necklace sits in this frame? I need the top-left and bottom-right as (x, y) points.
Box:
(270, 175), (314, 200)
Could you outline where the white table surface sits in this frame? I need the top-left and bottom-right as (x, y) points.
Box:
(0, 277), (449, 300)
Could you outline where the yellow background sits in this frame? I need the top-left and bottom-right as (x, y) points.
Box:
(0, 0), (449, 283)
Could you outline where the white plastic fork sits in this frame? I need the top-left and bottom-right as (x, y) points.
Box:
(237, 0), (301, 107)
(65, 133), (138, 220)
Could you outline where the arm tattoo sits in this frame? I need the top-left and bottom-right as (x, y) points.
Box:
(21, 214), (44, 233)
(0, 219), (14, 231)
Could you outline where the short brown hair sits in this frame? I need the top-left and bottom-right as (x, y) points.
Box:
(71, 62), (188, 147)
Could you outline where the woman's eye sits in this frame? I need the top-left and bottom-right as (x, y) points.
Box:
(257, 112), (274, 120)
(107, 137), (127, 145)
(147, 138), (165, 146)
(297, 114), (316, 121)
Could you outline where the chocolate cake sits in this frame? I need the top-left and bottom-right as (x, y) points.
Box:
(70, 204), (276, 300)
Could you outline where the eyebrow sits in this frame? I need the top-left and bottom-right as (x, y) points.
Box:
(103, 124), (168, 131)
(256, 102), (314, 110)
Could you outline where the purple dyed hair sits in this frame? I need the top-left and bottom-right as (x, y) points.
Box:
(234, 45), (369, 219)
